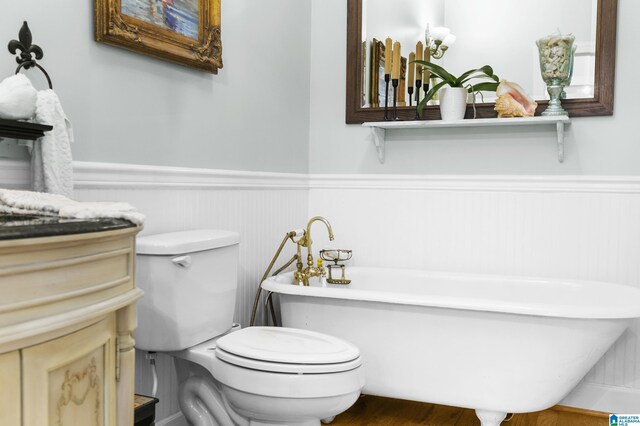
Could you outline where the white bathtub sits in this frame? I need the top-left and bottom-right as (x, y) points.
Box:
(262, 267), (640, 425)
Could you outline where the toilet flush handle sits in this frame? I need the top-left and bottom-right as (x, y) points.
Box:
(172, 255), (192, 268)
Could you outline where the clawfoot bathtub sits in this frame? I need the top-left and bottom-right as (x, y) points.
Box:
(263, 267), (640, 426)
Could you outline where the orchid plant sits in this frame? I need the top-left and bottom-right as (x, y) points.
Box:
(414, 61), (500, 116)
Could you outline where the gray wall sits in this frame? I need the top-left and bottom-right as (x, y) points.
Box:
(309, 0), (639, 175)
(0, 0), (311, 173)
(3, 1), (636, 176)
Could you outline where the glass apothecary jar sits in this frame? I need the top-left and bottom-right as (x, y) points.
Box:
(536, 34), (575, 116)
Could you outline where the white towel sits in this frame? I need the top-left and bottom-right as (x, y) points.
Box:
(31, 89), (74, 198)
(0, 74), (37, 120)
(0, 189), (145, 226)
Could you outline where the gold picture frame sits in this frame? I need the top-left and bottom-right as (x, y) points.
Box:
(95, 0), (222, 73)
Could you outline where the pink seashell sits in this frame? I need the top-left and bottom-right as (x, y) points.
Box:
(494, 80), (538, 118)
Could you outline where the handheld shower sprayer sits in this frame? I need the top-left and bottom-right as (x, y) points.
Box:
(249, 218), (334, 327)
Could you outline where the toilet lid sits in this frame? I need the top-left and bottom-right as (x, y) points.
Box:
(215, 327), (361, 373)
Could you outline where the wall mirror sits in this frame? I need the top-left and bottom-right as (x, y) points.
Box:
(346, 0), (617, 123)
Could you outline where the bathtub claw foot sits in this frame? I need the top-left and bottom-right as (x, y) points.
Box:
(321, 416), (335, 424)
(475, 410), (507, 426)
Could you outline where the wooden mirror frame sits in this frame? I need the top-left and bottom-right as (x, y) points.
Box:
(346, 0), (617, 124)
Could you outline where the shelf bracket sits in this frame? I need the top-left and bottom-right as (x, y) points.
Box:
(370, 127), (386, 164)
(556, 121), (565, 163)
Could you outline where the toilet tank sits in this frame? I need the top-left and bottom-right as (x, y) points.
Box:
(134, 229), (240, 352)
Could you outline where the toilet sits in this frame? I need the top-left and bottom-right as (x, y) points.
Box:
(134, 229), (365, 426)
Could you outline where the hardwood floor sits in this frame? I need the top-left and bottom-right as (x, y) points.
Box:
(332, 396), (609, 426)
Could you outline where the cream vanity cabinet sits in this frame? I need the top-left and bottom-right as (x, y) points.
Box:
(0, 218), (142, 426)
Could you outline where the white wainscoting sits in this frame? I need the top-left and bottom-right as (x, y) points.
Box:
(0, 158), (30, 189)
(308, 174), (640, 414)
(71, 161), (309, 421)
(2, 159), (640, 415)
(0, 159), (309, 423)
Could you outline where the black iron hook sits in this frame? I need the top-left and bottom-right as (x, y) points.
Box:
(8, 21), (53, 89)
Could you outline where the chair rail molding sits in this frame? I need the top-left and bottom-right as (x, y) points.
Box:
(308, 174), (640, 194)
(3, 158), (640, 194)
(72, 161), (309, 190)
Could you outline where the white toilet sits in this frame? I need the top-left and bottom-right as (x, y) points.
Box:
(135, 229), (365, 426)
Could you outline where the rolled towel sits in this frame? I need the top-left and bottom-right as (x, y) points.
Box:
(0, 189), (145, 226)
(0, 74), (37, 120)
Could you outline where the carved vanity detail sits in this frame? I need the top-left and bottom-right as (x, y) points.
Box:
(0, 215), (142, 426)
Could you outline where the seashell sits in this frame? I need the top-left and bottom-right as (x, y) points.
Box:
(494, 80), (538, 118)
(0, 74), (37, 120)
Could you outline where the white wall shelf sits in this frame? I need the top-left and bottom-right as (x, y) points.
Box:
(362, 116), (571, 164)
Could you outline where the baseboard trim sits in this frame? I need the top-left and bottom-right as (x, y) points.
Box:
(156, 411), (188, 426)
(561, 381), (640, 414)
(553, 404), (610, 419)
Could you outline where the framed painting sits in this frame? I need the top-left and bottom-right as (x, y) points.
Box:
(95, 0), (222, 73)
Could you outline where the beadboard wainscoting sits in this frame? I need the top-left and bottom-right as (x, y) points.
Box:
(0, 159), (309, 425)
(308, 174), (640, 415)
(0, 157), (31, 189)
(0, 159), (308, 424)
(2, 159), (640, 420)
(71, 162), (309, 424)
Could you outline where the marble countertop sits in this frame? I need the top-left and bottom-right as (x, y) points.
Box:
(0, 214), (136, 240)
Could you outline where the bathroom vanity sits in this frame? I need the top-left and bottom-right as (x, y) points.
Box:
(0, 215), (142, 426)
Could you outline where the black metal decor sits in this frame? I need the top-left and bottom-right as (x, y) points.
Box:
(0, 21), (53, 140)
(392, 78), (399, 120)
(8, 21), (53, 89)
(383, 74), (390, 121)
(415, 78), (422, 119)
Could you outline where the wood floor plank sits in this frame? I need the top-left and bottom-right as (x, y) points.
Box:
(535, 410), (558, 426)
(424, 404), (464, 426)
(333, 395), (437, 425)
(333, 395), (607, 426)
(454, 409), (480, 426)
(510, 412), (540, 426)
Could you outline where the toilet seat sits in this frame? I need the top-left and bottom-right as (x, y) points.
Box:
(215, 348), (362, 374)
(215, 327), (362, 374)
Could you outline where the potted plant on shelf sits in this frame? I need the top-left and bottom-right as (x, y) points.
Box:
(414, 62), (500, 121)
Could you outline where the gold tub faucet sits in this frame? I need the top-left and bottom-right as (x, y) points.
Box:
(294, 216), (334, 286)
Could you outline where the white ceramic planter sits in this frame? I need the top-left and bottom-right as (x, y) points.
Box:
(439, 87), (468, 121)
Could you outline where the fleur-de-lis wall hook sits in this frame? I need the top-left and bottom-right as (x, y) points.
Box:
(8, 21), (43, 69)
(7, 21), (52, 89)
